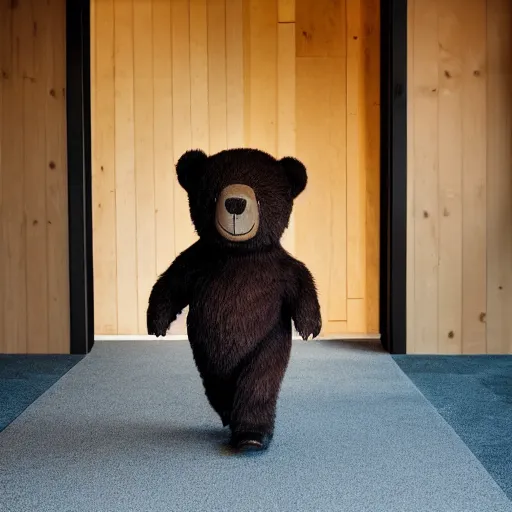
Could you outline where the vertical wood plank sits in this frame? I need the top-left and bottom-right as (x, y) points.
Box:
(46, 0), (69, 352)
(226, 0), (244, 149)
(246, 0), (278, 154)
(406, 0), (415, 351)
(114, 0), (138, 334)
(208, 0), (227, 154)
(347, 298), (366, 333)
(412, 0), (439, 353)
(437, 0), (463, 353)
(3, 1), (28, 352)
(296, 58), (347, 332)
(296, 0), (345, 58)
(278, 0), (295, 22)
(153, 0), (176, 275)
(24, 0), (49, 352)
(190, 0), (209, 152)
(0, 0), (5, 351)
(93, 0), (118, 334)
(461, 0), (487, 354)
(486, 0), (512, 354)
(277, 22), (296, 254)
(346, 0), (366, 301)
(172, 0), (196, 255)
(133, 0), (156, 333)
(362, 0), (380, 333)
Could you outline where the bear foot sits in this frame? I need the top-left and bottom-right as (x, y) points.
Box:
(230, 431), (273, 452)
(221, 414), (230, 428)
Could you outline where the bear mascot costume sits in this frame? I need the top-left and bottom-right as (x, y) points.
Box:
(146, 148), (322, 452)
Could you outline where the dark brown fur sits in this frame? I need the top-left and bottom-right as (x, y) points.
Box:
(147, 148), (321, 448)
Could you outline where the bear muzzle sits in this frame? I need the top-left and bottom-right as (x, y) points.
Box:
(215, 184), (259, 242)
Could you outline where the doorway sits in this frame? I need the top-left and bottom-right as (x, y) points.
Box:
(89, 0), (381, 338)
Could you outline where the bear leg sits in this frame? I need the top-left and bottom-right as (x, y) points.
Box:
(229, 327), (292, 452)
(202, 376), (235, 427)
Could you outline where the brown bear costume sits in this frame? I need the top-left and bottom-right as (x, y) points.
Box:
(146, 148), (322, 452)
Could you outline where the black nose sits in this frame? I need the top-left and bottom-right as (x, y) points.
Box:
(225, 197), (247, 215)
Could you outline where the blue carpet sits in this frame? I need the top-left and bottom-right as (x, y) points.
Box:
(0, 354), (83, 432)
(1, 340), (510, 512)
(393, 355), (512, 501)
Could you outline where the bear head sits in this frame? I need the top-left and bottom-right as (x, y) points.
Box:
(176, 148), (307, 250)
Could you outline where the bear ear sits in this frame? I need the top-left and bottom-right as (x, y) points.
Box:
(176, 149), (208, 192)
(280, 156), (307, 199)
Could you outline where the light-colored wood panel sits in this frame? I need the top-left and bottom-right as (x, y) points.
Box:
(461, 0), (487, 354)
(172, 0), (196, 255)
(226, 0), (244, 148)
(277, 22), (296, 255)
(208, 0), (228, 154)
(0, 0), (5, 351)
(406, 0), (416, 352)
(296, 57), (347, 332)
(134, 0), (156, 333)
(92, 0), (118, 334)
(91, 0), (380, 337)
(407, 0), (512, 354)
(437, 0), (463, 353)
(24, 0), (49, 353)
(346, 0), (365, 300)
(278, 0), (295, 22)
(347, 299), (366, 333)
(296, 0), (345, 58)
(362, 0), (380, 333)
(486, 0), (512, 354)
(190, 0), (209, 152)
(411, 0), (439, 354)
(246, 0), (278, 154)
(153, 0), (176, 275)
(114, 0), (138, 334)
(0, 0), (69, 353)
(45, 0), (69, 353)
(2, 2), (28, 352)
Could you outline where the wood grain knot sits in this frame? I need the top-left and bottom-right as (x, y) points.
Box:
(479, 312), (486, 323)
(448, 331), (454, 339)
(444, 70), (452, 78)
(49, 161), (56, 170)
(473, 70), (481, 77)
(423, 210), (429, 218)
(302, 30), (312, 42)
(32, 220), (38, 226)
(49, 89), (56, 97)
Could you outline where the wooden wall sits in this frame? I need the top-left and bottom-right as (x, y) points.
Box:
(408, 0), (512, 354)
(91, 0), (380, 337)
(0, 0), (69, 354)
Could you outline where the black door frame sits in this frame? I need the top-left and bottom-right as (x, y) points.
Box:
(65, 0), (407, 355)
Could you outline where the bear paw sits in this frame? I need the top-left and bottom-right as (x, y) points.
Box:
(230, 431), (273, 452)
(295, 315), (322, 341)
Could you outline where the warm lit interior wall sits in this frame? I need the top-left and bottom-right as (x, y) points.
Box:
(407, 0), (512, 354)
(0, 0), (69, 354)
(91, 0), (380, 336)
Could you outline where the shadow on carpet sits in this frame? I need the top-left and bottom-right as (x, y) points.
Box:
(394, 355), (512, 500)
(0, 355), (83, 432)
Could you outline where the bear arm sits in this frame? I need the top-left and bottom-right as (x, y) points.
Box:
(146, 243), (201, 336)
(286, 260), (322, 340)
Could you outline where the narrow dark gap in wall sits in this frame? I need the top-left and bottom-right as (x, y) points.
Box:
(66, 0), (95, 355)
(379, 0), (407, 354)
